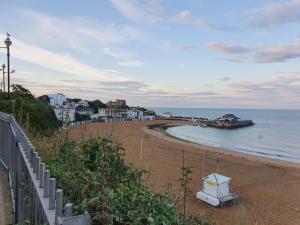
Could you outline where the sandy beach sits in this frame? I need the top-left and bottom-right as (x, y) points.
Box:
(69, 120), (300, 225)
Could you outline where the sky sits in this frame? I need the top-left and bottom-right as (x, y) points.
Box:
(0, 0), (300, 109)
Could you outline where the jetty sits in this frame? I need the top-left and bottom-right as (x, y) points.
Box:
(159, 113), (254, 129)
(202, 114), (254, 129)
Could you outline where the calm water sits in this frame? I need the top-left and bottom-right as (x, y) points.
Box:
(151, 108), (300, 163)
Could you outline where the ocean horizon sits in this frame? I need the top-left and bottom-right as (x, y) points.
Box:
(150, 107), (300, 163)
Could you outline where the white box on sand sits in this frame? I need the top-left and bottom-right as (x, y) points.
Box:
(196, 173), (238, 207)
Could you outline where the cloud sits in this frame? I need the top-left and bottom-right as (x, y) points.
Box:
(103, 48), (146, 67)
(18, 9), (146, 52)
(170, 10), (240, 32)
(0, 34), (129, 82)
(170, 10), (191, 23)
(110, 0), (163, 23)
(178, 91), (221, 96)
(208, 42), (252, 54)
(208, 38), (300, 63)
(118, 60), (146, 67)
(254, 38), (300, 63)
(248, 0), (300, 27)
(103, 48), (133, 61)
(228, 73), (300, 96)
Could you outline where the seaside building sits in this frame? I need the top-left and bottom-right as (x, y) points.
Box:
(107, 99), (127, 108)
(48, 93), (67, 107)
(216, 114), (239, 125)
(54, 107), (75, 122)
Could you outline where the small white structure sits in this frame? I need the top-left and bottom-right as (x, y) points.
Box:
(196, 173), (238, 207)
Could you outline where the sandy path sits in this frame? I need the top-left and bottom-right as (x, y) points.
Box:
(69, 120), (300, 225)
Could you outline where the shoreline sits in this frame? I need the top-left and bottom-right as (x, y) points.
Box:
(69, 120), (300, 225)
(146, 122), (300, 169)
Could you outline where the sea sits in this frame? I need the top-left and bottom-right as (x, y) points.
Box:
(150, 108), (300, 164)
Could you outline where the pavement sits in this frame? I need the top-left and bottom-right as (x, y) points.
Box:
(0, 167), (13, 225)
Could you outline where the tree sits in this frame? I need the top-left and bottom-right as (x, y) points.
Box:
(75, 113), (91, 121)
(37, 95), (50, 104)
(0, 84), (60, 135)
(11, 84), (34, 99)
(88, 100), (106, 113)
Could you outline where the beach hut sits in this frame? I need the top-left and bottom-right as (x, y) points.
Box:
(196, 173), (238, 207)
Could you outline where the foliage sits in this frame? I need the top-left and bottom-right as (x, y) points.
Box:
(11, 84), (35, 99)
(38, 137), (209, 225)
(37, 95), (50, 104)
(75, 112), (91, 121)
(89, 99), (107, 113)
(0, 85), (60, 136)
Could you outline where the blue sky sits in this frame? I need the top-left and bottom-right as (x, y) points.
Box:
(0, 0), (300, 108)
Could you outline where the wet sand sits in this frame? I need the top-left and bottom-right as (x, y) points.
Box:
(69, 120), (300, 225)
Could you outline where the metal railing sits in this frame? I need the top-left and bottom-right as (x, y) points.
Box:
(0, 112), (90, 225)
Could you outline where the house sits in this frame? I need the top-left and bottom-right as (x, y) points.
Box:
(48, 93), (67, 107)
(54, 107), (75, 122)
(126, 109), (138, 120)
(107, 99), (127, 108)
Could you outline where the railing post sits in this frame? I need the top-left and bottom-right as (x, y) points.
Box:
(39, 163), (45, 188)
(49, 178), (56, 210)
(64, 203), (73, 217)
(44, 170), (50, 197)
(32, 151), (37, 170)
(55, 189), (63, 223)
(35, 156), (41, 180)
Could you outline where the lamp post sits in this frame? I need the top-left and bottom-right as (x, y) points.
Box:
(1, 64), (5, 92)
(1, 34), (12, 99)
(4, 36), (12, 100)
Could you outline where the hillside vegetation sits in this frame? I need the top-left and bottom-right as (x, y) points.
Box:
(32, 132), (209, 225)
(0, 85), (60, 135)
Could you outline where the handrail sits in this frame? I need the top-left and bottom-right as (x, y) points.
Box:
(0, 112), (90, 225)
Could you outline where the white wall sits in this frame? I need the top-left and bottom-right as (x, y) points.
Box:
(49, 94), (67, 107)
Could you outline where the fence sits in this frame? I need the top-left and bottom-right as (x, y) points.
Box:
(0, 112), (90, 225)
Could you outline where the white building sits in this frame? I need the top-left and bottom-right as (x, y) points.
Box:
(54, 107), (75, 123)
(76, 100), (89, 108)
(126, 109), (138, 119)
(48, 94), (67, 107)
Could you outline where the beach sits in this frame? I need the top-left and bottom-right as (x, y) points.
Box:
(69, 120), (300, 225)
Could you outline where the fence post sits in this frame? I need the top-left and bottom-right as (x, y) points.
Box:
(55, 189), (63, 223)
(44, 170), (50, 197)
(39, 163), (45, 188)
(64, 203), (73, 217)
(49, 178), (56, 210)
(35, 157), (41, 180)
(32, 152), (37, 171)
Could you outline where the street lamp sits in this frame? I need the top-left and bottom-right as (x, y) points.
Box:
(4, 35), (12, 100)
(1, 34), (12, 100)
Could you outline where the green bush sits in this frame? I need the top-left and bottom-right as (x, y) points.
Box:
(43, 138), (208, 225)
(0, 85), (60, 136)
